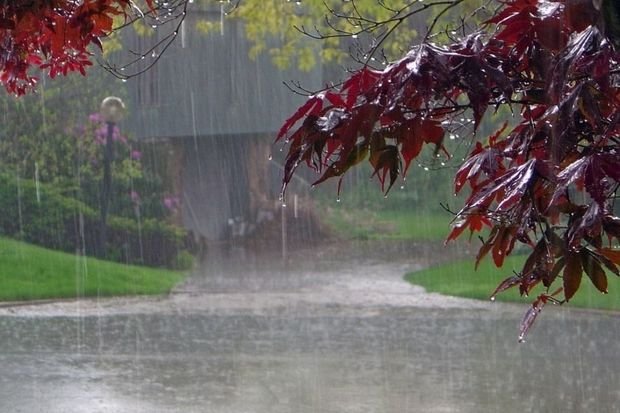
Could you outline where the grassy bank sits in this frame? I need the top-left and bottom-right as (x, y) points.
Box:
(405, 255), (620, 311)
(0, 237), (185, 301)
(323, 207), (452, 241)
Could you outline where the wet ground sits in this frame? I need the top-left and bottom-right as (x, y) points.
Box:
(0, 240), (619, 412)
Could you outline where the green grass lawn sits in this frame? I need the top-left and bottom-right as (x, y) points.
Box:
(0, 237), (186, 301)
(405, 255), (620, 311)
(323, 207), (453, 241)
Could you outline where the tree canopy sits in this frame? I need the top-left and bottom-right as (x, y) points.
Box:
(0, 0), (438, 93)
(0, 0), (187, 95)
(278, 0), (620, 340)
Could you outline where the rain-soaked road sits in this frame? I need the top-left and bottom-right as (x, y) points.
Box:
(0, 240), (619, 413)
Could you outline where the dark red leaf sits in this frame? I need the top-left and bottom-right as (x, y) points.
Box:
(445, 212), (492, 243)
(565, 0), (600, 32)
(475, 226), (499, 269)
(567, 201), (603, 248)
(341, 68), (381, 109)
(563, 251), (583, 301)
(492, 226), (515, 267)
(400, 126), (424, 175)
(550, 157), (588, 205)
(549, 26), (601, 102)
(592, 250), (620, 276)
(544, 257), (566, 288)
(324, 91), (346, 107)
(276, 96), (323, 141)
(495, 160), (536, 211)
(490, 274), (521, 301)
(0, 18), (15, 29)
(519, 295), (546, 343)
(468, 159), (536, 212)
(599, 248), (620, 267)
(581, 250), (608, 294)
(369, 145), (400, 193)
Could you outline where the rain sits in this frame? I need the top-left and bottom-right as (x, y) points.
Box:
(0, 1), (619, 413)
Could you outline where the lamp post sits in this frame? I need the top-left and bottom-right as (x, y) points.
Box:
(99, 96), (125, 257)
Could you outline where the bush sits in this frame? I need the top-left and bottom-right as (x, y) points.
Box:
(172, 250), (195, 270)
(0, 173), (190, 268)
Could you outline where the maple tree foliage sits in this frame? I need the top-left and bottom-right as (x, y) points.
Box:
(278, 0), (620, 341)
(0, 0), (188, 95)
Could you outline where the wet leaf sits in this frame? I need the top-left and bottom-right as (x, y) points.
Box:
(567, 202), (603, 248)
(475, 226), (499, 269)
(445, 212), (492, 243)
(581, 250), (608, 294)
(599, 248), (620, 267)
(399, 127), (424, 175)
(341, 68), (381, 109)
(276, 96), (323, 141)
(492, 226), (515, 267)
(369, 145), (400, 194)
(518, 296), (546, 343)
(490, 274), (521, 301)
(593, 250), (620, 276)
(468, 160), (537, 213)
(563, 251), (583, 301)
(544, 257), (565, 288)
(565, 0), (600, 32)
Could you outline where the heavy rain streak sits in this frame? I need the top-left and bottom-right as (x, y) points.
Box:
(1, 1), (620, 412)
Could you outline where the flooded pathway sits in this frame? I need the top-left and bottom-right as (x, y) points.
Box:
(0, 241), (619, 412)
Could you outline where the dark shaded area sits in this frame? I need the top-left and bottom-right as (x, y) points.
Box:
(0, 174), (185, 268)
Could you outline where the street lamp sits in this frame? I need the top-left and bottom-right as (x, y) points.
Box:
(99, 96), (125, 257)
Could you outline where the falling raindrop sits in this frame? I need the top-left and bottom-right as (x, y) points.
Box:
(220, 3), (225, 36)
(34, 162), (40, 204)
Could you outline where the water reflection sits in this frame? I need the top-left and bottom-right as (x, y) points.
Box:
(0, 242), (618, 412)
